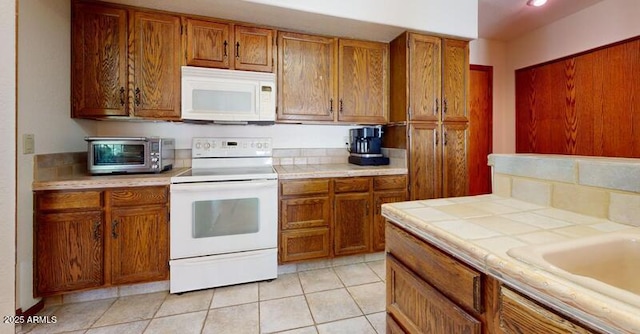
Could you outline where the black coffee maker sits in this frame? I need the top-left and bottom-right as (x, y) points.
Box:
(348, 126), (390, 166)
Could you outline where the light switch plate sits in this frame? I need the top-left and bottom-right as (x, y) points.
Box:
(23, 134), (34, 154)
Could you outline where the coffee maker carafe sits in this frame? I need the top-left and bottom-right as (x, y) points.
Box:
(348, 126), (389, 166)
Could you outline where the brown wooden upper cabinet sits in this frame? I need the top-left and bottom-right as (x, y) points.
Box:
(185, 18), (274, 72)
(71, 2), (181, 119)
(390, 33), (469, 123)
(278, 31), (389, 124)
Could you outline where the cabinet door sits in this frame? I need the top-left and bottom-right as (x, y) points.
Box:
(334, 192), (371, 256)
(408, 34), (441, 122)
(71, 3), (128, 117)
(185, 18), (231, 69)
(234, 25), (274, 72)
(442, 39), (469, 122)
(280, 227), (331, 263)
(35, 211), (104, 296)
(280, 196), (331, 230)
(409, 123), (441, 200)
(110, 206), (168, 284)
(442, 122), (469, 198)
(387, 255), (481, 334)
(338, 39), (388, 124)
(277, 32), (337, 121)
(131, 11), (181, 118)
(372, 190), (407, 251)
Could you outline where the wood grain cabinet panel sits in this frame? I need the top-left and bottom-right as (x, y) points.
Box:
(281, 178), (330, 196)
(409, 123), (440, 200)
(280, 196), (331, 230)
(278, 31), (337, 122)
(337, 39), (389, 124)
(442, 122), (469, 198)
(234, 25), (274, 72)
(334, 177), (371, 193)
(71, 3), (128, 117)
(185, 18), (231, 69)
(110, 205), (169, 284)
(387, 255), (481, 334)
(34, 186), (169, 296)
(372, 190), (406, 252)
(131, 11), (181, 118)
(280, 228), (330, 262)
(442, 38), (469, 122)
(516, 37), (640, 158)
(500, 287), (597, 334)
(334, 192), (371, 256)
(35, 211), (104, 296)
(408, 34), (441, 122)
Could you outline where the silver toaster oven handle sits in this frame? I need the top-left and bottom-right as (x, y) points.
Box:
(84, 136), (150, 141)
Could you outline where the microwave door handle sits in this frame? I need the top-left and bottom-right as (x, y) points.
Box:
(85, 136), (149, 141)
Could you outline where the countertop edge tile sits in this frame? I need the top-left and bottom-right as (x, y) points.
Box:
(275, 164), (407, 179)
(382, 195), (640, 334)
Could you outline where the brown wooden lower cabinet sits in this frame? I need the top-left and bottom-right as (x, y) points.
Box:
(34, 186), (169, 297)
(386, 221), (607, 334)
(279, 175), (407, 263)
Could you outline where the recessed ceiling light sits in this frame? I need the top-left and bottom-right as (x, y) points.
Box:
(527, 0), (548, 7)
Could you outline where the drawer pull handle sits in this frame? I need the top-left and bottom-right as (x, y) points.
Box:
(473, 275), (483, 313)
(134, 87), (141, 107)
(112, 220), (119, 239)
(93, 221), (101, 241)
(329, 98), (333, 113)
(235, 42), (240, 59)
(223, 40), (228, 58)
(119, 87), (125, 106)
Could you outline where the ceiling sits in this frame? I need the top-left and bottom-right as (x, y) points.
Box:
(107, 0), (604, 42)
(479, 0), (603, 41)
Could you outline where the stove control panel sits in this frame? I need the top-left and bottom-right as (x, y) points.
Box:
(192, 137), (272, 158)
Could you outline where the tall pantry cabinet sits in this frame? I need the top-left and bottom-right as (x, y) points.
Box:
(385, 32), (469, 200)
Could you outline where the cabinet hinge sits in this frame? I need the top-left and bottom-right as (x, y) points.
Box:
(408, 107), (412, 119)
(180, 24), (184, 35)
(167, 212), (170, 223)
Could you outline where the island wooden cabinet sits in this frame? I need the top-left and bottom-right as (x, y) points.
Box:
(277, 31), (389, 124)
(279, 175), (406, 263)
(34, 186), (169, 297)
(185, 18), (274, 72)
(386, 32), (469, 200)
(71, 2), (181, 120)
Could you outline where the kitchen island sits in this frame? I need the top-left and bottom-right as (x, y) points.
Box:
(382, 154), (640, 334)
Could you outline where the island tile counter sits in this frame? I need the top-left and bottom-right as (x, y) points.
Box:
(382, 154), (640, 334)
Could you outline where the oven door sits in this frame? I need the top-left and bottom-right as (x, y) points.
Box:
(170, 179), (277, 259)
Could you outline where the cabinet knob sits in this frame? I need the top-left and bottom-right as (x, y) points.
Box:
(339, 99), (344, 113)
(329, 98), (334, 113)
(434, 98), (439, 114)
(119, 87), (125, 106)
(442, 98), (448, 114)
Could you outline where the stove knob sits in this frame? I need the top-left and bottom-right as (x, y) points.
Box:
(264, 142), (269, 148)
(195, 142), (202, 149)
(204, 142), (211, 149)
(257, 142), (263, 149)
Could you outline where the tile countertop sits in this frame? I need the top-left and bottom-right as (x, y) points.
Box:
(382, 194), (640, 334)
(33, 164), (407, 190)
(274, 163), (407, 179)
(32, 167), (190, 191)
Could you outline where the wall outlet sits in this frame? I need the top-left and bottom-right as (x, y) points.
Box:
(23, 134), (35, 154)
(343, 136), (350, 148)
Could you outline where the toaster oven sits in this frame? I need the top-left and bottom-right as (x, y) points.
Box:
(85, 137), (174, 174)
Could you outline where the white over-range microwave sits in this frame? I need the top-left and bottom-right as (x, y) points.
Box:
(181, 66), (276, 124)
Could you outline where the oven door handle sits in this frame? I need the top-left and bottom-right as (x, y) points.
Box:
(171, 179), (276, 193)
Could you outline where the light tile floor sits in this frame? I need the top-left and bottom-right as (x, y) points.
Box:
(18, 260), (386, 334)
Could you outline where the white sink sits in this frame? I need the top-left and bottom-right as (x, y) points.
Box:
(507, 230), (640, 308)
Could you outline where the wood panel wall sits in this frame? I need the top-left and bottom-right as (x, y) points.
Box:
(515, 36), (640, 157)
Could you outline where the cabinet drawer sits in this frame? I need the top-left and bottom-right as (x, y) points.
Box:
(36, 191), (102, 211)
(387, 255), (481, 334)
(280, 228), (330, 263)
(374, 175), (407, 191)
(109, 187), (168, 207)
(386, 223), (483, 314)
(334, 177), (371, 193)
(281, 179), (330, 196)
(500, 287), (597, 334)
(280, 196), (331, 230)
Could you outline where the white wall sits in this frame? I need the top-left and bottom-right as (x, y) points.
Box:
(498, 0), (640, 153)
(246, 0), (478, 40)
(16, 0), (94, 311)
(96, 122), (357, 150)
(0, 0), (16, 331)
